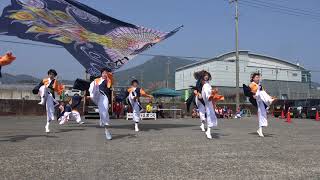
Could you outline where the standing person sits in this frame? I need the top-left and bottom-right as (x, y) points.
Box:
(89, 68), (113, 140)
(158, 102), (165, 118)
(33, 69), (64, 133)
(113, 102), (122, 119)
(244, 72), (276, 137)
(127, 80), (153, 132)
(198, 70), (221, 139)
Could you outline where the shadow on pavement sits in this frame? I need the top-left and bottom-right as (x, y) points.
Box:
(67, 123), (102, 129)
(0, 134), (58, 142)
(55, 128), (86, 133)
(248, 132), (274, 137)
(111, 133), (138, 140)
(111, 123), (196, 132)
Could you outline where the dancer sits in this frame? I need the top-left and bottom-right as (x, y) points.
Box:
(187, 71), (224, 134)
(199, 70), (223, 139)
(193, 71), (207, 132)
(58, 96), (84, 125)
(127, 80), (153, 132)
(33, 69), (64, 133)
(243, 72), (276, 137)
(89, 68), (113, 140)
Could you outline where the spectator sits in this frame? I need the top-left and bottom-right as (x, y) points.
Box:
(192, 107), (199, 118)
(146, 102), (153, 113)
(113, 102), (122, 119)
(218, 107), (223, 118)
(157, 102), (165, 118)
(235, 106), (244, 119)
(123, 105), (128, 116)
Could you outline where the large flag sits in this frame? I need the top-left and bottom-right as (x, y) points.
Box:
(0, 0), (182, 76)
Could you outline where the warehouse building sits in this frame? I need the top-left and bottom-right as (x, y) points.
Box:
(175, 51), (317, 102)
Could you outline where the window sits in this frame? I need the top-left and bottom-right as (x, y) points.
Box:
(292, 73), (298, 77)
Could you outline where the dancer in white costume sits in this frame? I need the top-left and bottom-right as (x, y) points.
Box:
(195, 92), (206, 132)
(34, 69), (63, 133)
(192, 71), (208, 132)
(249, 72), (276, 137)
(196, 70), (224, 139)
(127, 80), (153, 132)
(89, 68), (113, 140)
(58, 96), (84, 125)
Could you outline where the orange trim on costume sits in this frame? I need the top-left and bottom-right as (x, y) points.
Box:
(0, 52), (16, 66)
(249, 82), (259, 94)
(127, 87), (135, 93)
(95, 74), (113, 89)
(42, 78), (64, 95)
(127, 87), (152, 98)
(106, 72), (113, 88)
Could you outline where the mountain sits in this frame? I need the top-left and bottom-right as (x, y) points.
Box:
(0, 73), (40, 84)
(114, 56), (196, 90)
(0, 73), (74, 85)
(0, 56), (196, 89)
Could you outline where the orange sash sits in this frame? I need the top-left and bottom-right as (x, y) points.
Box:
(209, 88), (224, 102)
(95, 72), (113, 88)
(42, 78), (64, 95)
(249, 82), (258, 94)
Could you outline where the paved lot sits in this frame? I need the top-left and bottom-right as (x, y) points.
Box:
(0, 116), (320, 180)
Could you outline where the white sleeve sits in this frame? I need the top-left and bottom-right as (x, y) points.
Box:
(88, 81), (95, 97)
(203, 84), (212, 101)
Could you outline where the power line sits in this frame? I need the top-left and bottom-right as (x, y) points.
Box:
(246, 0), (320, 17)
(239, 0), (320, 22)
(239, 2), (320, 22)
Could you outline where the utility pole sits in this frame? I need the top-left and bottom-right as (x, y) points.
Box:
(166, 60), (171, 88)
(230, 0), (240, 109)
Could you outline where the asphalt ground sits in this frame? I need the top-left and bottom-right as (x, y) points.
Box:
(0, 116), (320, 180)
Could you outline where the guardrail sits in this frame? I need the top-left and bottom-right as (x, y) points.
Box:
(126, 113), (157, 120)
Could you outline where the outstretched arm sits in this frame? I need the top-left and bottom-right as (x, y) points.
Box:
(140, 89), (153, 99)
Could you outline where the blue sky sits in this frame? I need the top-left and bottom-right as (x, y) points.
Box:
(0, 0), (320, 81)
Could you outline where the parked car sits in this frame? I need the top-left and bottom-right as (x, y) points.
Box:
(273, 100), (294, 118)
(306, 99), (320, 119)
(64, 89), (84, 97)
(273, 99), (320, 119)
(290, 100), (309, 118)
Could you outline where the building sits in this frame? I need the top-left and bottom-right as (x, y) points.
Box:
(175, 51), (318, 102)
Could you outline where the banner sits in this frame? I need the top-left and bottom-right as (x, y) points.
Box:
(0, 0), (182, 76)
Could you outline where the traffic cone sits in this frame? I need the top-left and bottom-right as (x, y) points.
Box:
(316, 111), (319, 121)
(286, 110), (291, 123)
(281, 110), (285, 119)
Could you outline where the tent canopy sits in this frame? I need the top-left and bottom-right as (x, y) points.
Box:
(152, 88), (181, 97)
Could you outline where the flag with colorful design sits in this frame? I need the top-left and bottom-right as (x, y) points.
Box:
(0, 0), (182, 76)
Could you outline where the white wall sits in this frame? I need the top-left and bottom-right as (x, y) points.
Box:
(175, 52), (303, 90)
